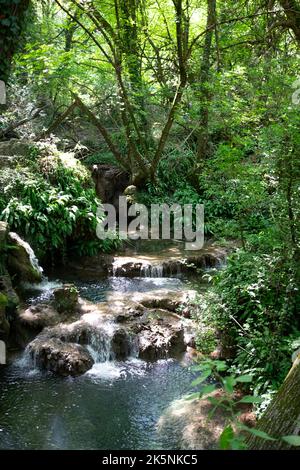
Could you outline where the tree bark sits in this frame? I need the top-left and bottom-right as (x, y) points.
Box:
(278, 0), (300, 44)
(0, 0), (30, 84)
(247, 354), (300, 449)
(197, 0), (216, 161)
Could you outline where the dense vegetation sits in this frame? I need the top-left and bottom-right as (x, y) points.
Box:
(0, 0), (300, 449)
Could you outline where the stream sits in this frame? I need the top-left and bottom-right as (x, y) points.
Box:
(0, 272), (199, 450)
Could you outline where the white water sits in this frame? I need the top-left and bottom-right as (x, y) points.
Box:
(9, 232), (44, 278)
(141, 264), (164, 278)
(112, 257), (168, 278)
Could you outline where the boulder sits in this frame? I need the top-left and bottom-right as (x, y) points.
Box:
(0, 156), (22, 169)
(0, 221), (8, 246)
(157, 394), (227, 450)
(0, 139), (32, 157)
(92, 164), (129, 208)
(0, 274), (19, 341)
(7, 232), (43, 283)
(138, 323), (186, 361)
(28, 337), (94, 376)
(111, 328), (132, 360)
(18, 303), (61, 331)
(53, 284), (79, 313)
(0, 294), (10, 339)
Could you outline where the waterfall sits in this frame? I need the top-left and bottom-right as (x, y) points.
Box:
(112, 257), (166, 278)
(141, 264), (164, 278)
(9, 232), (44, 279)
(87, 325), (115, 363)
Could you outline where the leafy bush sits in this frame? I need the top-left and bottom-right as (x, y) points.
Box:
(0, 147), (118, 261)
(199, 231), (300, 396)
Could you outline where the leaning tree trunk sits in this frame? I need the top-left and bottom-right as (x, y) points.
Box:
(247, 353), (300, 450)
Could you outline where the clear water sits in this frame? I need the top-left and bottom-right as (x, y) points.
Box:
(21, 276), (188, 305)
(0, 277), (197, 450)
(0, 357), (195, 450)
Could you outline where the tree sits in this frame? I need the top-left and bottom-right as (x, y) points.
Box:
(196, 0), (217, 161)
(247, 353), (300, 450)
(0, 0), (31, 84)
(52, 0), (196, 184)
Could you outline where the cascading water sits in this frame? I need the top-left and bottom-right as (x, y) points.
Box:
(140, 264), (164, 278)
(9, 232), (44, 279)
(86, 322), (116, 363)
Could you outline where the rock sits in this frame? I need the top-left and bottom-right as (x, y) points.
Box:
(0, 139), (32, 156)
(111, 328), (132, 360)
(138, 323), (186, 361)
(157, 394), (229, 450)
(211, 328), (237, 360)
(40, 321), (94, 345)
(0, 221), (8, 246)
(0, 274), (19, 340)
(28, 337), (94, 376)
(0, 294), (10, 339)
(0, 274), (20, 311)
(124, 185), (137, 196)
(7, 232), (43, 283)
(124, 185), (137, 204)
(18, 303), (61, 331)
(92, 164), (129, 208)
(53, 284), (79, 313)
(0, 156), (22, 169)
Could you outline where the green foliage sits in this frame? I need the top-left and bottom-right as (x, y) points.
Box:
(199, 230), (300, 397)
(189, 359), (300, 450)
(0, 148), (117, 260)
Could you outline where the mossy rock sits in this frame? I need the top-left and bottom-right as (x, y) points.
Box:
(53, 284), (79, 314)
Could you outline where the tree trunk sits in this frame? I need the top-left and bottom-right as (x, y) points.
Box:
(197, 0), (217, 161)
(278, 0), (300, 44)
(247, 354), (300, 449)
(0, 0), (30, 84)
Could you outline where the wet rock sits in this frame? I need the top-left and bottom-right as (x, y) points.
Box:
(129, 289), (197, 314)
(0, 274), (19, 311)
(111, 328), (132, 360)
(18, 303), (60, 331)
(53, 284), (79, 313)
(138, 323), (186, 361)
(7, 232), (43, 283)
(157, 394), (227, 450)
(42, 321), (94, 345)
(28, 337), (94, 376)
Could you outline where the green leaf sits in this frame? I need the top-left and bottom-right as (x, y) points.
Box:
(199, 384), (217, 397)
(191, 370), (212, 387)
(281, 435), (300, 446)
(236, 374), (253, 383)
(184, 392), (200, 401)
(223, 376), (236, 394)
(240, 424), (276, 441)
(238, 396), (264, 404)
(219, 425), (235, 450)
